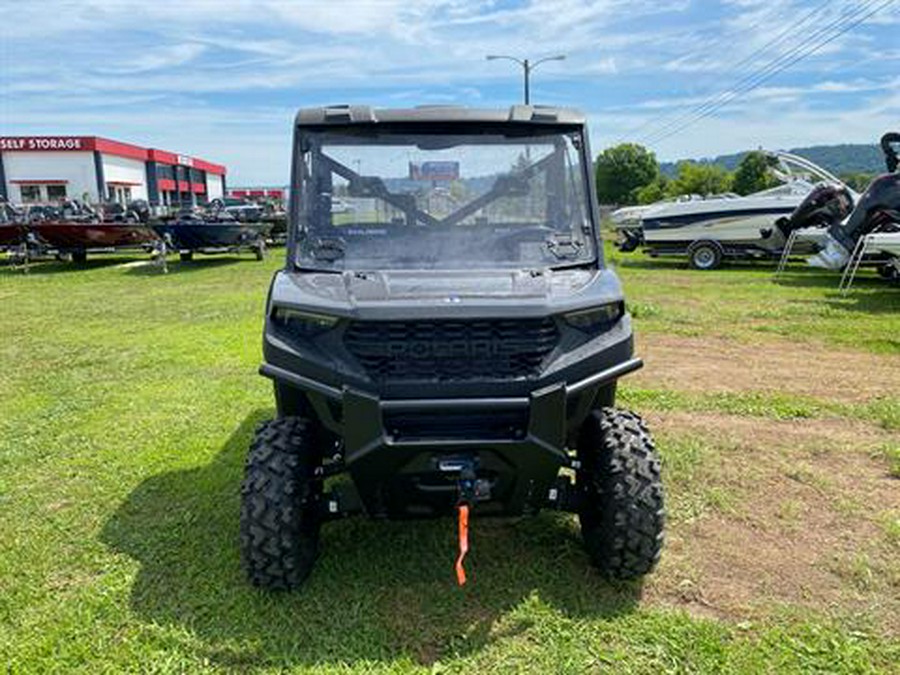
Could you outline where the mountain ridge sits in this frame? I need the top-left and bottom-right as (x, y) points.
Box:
(659, 143), (886, 177)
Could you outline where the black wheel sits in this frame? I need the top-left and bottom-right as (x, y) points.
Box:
(71, 249), (87, 264)
(877, 263), (899, 281)
(240, 417), (323, 590)
(577, 407), (664, 580)
(179, 251), (193, 262)
(687, 241), (722, 270)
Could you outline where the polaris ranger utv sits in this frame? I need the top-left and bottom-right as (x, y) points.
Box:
(241, 105), (664, 589)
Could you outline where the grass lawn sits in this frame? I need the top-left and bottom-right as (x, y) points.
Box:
(1, 248), (898, 673)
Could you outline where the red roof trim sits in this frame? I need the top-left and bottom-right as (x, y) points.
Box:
(106, 180), (143, 186)
(148, 148), (179, 165)
(2, 135), (226, 175)
(95, 137), (148, 161)
(192, 158), (226, 175)
(10, 179), (69, 184)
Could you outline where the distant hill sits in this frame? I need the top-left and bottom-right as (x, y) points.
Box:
(660, 143), (886, 177)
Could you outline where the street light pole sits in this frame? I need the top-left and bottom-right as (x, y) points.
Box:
(486, 54), (565, 104)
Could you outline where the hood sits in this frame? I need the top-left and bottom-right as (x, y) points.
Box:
(269, 267), (623, 320)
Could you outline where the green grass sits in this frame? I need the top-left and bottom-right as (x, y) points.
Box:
(606, 242), (900, 354)
(1, 252), (899, 673)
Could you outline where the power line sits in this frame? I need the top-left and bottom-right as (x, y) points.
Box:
(622, 0), (836, 142)
(642, 0), (895, 147)
(640, 0), (881, 145)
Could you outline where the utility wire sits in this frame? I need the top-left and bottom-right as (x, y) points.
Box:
(640, 0), (881, 145)
(622, 0), (836, 142)
(643, 0), (895, 147)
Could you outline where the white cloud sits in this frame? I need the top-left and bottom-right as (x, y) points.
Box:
(2, 0), (897, 182)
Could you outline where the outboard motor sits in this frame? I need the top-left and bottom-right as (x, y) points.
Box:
(772, 183), (854, 240)
(810, 132), (900, 269)
(126, 199), (151, 223)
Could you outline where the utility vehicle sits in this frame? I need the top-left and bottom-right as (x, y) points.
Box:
(241, 105), (664, 589)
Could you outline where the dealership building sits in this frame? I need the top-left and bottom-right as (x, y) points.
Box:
(0, 136), (227, 207)
(227, 186), (287, 201)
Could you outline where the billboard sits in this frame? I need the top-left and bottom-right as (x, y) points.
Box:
(409, 161), (460, 181)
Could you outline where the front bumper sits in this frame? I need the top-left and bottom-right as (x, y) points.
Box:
(260, 357), (642, 518)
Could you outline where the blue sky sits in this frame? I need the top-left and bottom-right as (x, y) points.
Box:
(2, 0), (898, 184)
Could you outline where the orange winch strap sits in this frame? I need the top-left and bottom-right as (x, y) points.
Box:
(455, 503), (469, 586)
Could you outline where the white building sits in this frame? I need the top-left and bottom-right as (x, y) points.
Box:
(0, 136), (227, 207)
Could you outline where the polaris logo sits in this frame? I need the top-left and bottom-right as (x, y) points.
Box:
(356, 339), (537, 359)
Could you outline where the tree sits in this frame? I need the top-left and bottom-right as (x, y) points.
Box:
(668, 161), (732, 197)
(635, 176), (669, 205)
(838, 171), (875, 192)
(732, 151), (777, 196)
(595, 143), (659, 205)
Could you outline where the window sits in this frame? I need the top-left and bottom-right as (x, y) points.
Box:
(20, 185), (41, 203)
(47, 185), (67, 201)
(157, 164), (174, 180)
(294, 128), (595, 271)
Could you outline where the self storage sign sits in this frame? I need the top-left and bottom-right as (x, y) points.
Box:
(0, 137), (89, 151)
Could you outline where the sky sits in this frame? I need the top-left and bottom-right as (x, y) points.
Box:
(1, 0), (898, 185)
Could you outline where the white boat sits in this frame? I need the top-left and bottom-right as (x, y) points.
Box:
(809, 133), (900, 274)
(868, 231), (900, 258)
(612, 152), (854, 269)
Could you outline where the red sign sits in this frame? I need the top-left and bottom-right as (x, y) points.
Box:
(0, 136), (91, 151)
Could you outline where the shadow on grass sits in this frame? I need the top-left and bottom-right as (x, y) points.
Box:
(0, 255), (149, 276)
(122, 256), (252, 276)
(772, 268), (891, 291)
(101, 410), (642, 669)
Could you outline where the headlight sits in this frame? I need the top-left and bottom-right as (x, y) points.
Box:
(563, 302), (624, 333)
(272, 307), (339, 336)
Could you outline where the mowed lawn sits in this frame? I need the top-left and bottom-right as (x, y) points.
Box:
(1, 247), (898, 673)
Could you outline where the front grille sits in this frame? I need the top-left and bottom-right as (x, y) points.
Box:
(344, 318), (559, 382)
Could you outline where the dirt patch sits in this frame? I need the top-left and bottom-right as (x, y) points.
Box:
(634, 334), (900, 404)
(643, 411), (900, 632)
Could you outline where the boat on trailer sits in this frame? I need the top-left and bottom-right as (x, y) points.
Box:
(612, 152), (854, 269)
(15, 201), (158, 263)
(152, 207), (269, 262)
(775, 132), (900, 292)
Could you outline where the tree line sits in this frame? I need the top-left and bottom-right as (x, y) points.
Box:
(594, 143), (877, 206)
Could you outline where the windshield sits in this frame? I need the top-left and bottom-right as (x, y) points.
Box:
(294, 128), (596, 271)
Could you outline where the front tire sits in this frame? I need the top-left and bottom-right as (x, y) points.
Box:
(577, 408), (664, 580)
(240, 417), (323, 590)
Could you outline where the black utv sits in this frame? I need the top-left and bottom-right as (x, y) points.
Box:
(241, 105), (664, 589)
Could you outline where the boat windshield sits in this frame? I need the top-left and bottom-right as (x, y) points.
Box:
(293, 128), (596, 271)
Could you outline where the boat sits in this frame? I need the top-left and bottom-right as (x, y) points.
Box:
(867, 231), (900, 259)
(19, 201), (158, 263)
(152, 207), (270, 261)
(0, 202), (26, 250)
(612, 152), (854, 269)
(808, 132), (900, 273)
